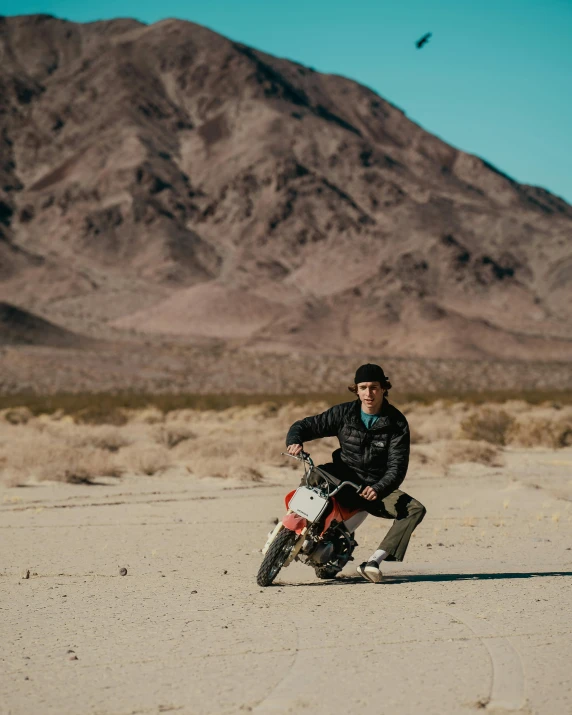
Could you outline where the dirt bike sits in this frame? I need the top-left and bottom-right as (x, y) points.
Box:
(256, 451), (368, 587)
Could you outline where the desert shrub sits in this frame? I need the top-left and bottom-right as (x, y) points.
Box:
(188, 454), (264, 481)
(222, 402), (281, 422)
(222, 460), (264, 482)
(442, 440), (504, 468)
(121, 446), (171, 476)
(1, 407), (33, 425)
(3, 443), (123, 485)
(459, 408), (514, 445)
(507, 411), (572, 449)
(409, 445), (438, 467)
(154, 424), (195, 449)
(127, 407), (164, 425)
(230, 464), (264, 481)
(175, 422), (284, 478)
(39, 448), (123, 483)
(407, 440), (503, 472)
(70, 426), (132, 452)
(406, 402), (460, 442)
(409, 426), (429, 444)
(75, 406), (128, 426)
(501, 400), (530, 415)
(176, 419), (338, 480)
(163, 409), (197, 424)
(277, 401), (330, 425)
(177, 434), (264, 468)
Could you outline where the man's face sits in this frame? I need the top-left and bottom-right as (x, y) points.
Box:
(357, 381), (384, 413)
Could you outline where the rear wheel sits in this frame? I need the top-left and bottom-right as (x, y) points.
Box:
(314, 565), (340, 580)
(256, 528), (298, 587)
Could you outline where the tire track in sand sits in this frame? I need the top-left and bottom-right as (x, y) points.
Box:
(250, 620), (300, 713)
(441, 605), (528, 712)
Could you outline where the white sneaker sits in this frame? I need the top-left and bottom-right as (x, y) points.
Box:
(357, 561), (383, 583)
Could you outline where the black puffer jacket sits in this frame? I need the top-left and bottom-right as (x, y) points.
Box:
(286, 399), (410, 498)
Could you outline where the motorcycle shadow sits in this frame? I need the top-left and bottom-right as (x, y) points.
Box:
(278, 570), (572, 587)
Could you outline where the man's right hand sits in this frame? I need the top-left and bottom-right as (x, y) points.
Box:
(286, 444), (303, 456)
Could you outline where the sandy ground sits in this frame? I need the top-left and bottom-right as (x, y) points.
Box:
(2, 449), (572, 715)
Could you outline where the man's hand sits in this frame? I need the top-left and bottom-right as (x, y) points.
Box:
(360, 486), (378, 501)
(286, 444), (303, 456)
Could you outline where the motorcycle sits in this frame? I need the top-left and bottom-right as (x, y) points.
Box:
(256, 451), (368, 587)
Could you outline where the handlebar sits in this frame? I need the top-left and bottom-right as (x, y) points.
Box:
(328, 480), (362, 496)
(281, 450), (362, 495)
(281, 450), (314, 467)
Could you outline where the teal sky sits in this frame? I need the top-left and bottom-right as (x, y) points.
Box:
(2, 0), (572, 203)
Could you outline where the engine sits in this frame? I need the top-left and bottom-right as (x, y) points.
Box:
(308, 541), (335, 565)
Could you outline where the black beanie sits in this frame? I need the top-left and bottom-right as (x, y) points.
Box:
(354, 363), (387, 385)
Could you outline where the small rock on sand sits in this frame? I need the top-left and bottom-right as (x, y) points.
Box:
(119, 567), (128, 576)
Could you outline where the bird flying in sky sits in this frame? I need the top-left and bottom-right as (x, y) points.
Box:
(415, 32), (432, 49)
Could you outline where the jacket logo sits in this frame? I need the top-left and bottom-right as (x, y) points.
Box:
(372, 440), (386, 448)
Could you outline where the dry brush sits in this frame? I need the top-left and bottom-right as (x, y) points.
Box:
(0, 399), (570, 487)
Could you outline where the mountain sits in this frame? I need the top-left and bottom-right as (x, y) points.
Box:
(0, 13), (571, 393)
(0, 301), (88, 347)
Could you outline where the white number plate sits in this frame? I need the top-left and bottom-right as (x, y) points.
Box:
(288, 487), (328, 522)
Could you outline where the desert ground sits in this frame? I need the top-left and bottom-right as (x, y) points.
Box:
(1, 399), (572, 714)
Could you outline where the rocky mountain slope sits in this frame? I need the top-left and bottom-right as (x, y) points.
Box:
(0, 14), (571, 376)
(0, 301), (89, 346)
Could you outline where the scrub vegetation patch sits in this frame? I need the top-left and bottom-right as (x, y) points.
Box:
(0, 397), (570, 486)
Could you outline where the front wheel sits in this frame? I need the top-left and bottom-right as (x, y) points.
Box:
(256, 528), (298, 587)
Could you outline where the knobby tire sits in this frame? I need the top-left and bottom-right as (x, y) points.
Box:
(314, 565), (340, 580)
(256, 528), (298, 587)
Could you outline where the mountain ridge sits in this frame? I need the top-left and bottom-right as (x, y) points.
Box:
(0, 13), (571, 388)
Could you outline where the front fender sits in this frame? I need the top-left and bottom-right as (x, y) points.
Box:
(282, 512), (307, 534)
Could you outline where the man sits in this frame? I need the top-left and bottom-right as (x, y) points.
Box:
(286, 363), (426, 583)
